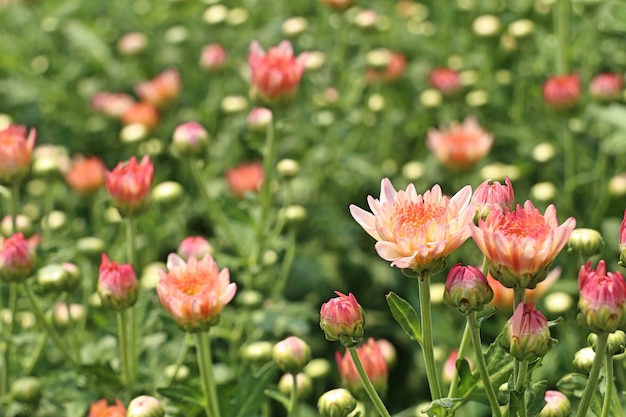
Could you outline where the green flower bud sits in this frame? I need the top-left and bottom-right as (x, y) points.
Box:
(1, 214), (33, 237)
(538, 390), (571, 417)
(278, 373), (312, 399)
(273, 336), (311, 374)
(567, 228), (604, 258)
(588, 330), (626, 356)
(501, 302), (554, 361)
(76, 236), (106, 258)
(240, 341), (274, 365)
(127, 395), (165, 417)
(10, 376), (42, 405)
(303, 358), (331, 379)
(572, 347), (595, 374)
(151, 181), (185, 209)
(317, 388), (357, 417)
(53, 302), (86, 328)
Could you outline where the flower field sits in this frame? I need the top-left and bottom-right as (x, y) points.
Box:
(2, 0), (626, 416)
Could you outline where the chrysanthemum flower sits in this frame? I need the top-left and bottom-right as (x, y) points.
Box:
(225, 161), (264, 198)
(350, 178), (474, 273)
(426, 117), (493, 170)
(320, 291), (365, 347)
(471, 200), (575, 289)
(105, 155), (154, 217)
(336, 338), (388, 398)
(135, 68), (181, 107)
(88, 398), (126, 417)
(65, 155), (106, 195)
(98, 253), (138, 311)
(0, 233), (38, 283)
(0, 124), (36, 186)
(157, 253), (236, 332)
(472, 177), (515, 220)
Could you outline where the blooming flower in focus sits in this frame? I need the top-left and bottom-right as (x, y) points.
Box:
(0, 124), (36, 186)
(444, 263), (493, 313)
(488, 267), (561, 311)
(90, 92), (136, 118)
(0, 233), (38, 283)
(248, 40), (307, 104)
(226, 161), (264, 198)
(157, 253), (236, 332)
(177, 236), (213, 261)
(105, 155), (154, 217)
(121, 102), (160, 130)
(472, 177), (515, 220)
(88, 398), (126, 417)
(501, 302), (554, 361)
(577, 260), (626, 334)
(471, 200), (575, 289)
(542, 74), (581, 110)
(428, 67), (462, 95)
(426, 117), (493, 170)
(200, 43), (228, 71)
(135, 68), (181, 107)
(350, 178), (474, 273)
(336, 338), (388, 398)
(98, 253), (138, 311)
(589, 73), (623, 102)
(320, 291), (365, 347)
(64, 155), (106, 195)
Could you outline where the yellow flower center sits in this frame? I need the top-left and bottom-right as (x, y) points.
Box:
(500, 212), (549, 239)
(393, 201), (446, 237)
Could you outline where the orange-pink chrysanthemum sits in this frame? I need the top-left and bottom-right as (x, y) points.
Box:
(426, 117), (493, 170)
(157, 253), (236, 332)
(0, 125), (36, 186)
(350, 178), (474, 272)
(471, 200), (575, 289)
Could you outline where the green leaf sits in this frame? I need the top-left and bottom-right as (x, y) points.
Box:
(485, 337), (514, 389)
(228, 363), (278, 417)
(509, 390), (523, 416)
(455, 358), (480, 399)
(264, 389), (290, 408)
(157, 384), (204, 407)
(385, 292), (422, 343)
(526, 380), (547, 417)
(421, 399), (453, 417)
(556, 373), (588, 397)
(588, 103), (626, 131)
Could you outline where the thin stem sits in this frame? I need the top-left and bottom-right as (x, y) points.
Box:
(600, 350), (614, 417)
(273, 227), (296, 298)
(555, 0), (569, 75)
(575, 333), (608, 417)
(116, 311), (131, 388)
(125, 217), (138, 386)
(287, 372), (298, 417)
(418, 271), (443, 400)
(467, 312), (502, 417)
(21, 282), (80, 370)
(513, 360), (528, 417)
(560, 121), (575, 214)
(164, 333), (193, 387)
(347, 346), (391, 417)
(24, 333), (49, 376)
(195, 331), (221, 417)
(447, 323), (471, 399)
(260, 113), (277, 228)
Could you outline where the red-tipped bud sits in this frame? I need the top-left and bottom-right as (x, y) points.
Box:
(127, 395), (164, 417)
(472, 177), (515, 220)
(620, 210), (626, 267)
(317, 388), (357, 417)
(589, 73), (623, 102)
(97, 253), (138, 311)
(0, 125), (37, 186)
(105, 155), (154, 217)
(135, 68), (181, 107)
(172, 121), (209, 158)
(542, 74), (581, 110)
(501, 302), (554, 361)
(0, 233), (38, 283)
(577, 260), (626, 334)
(335, 338), (388, 399)
(538, 390), (571, 417)
(247, 107), (273, 132)
(273, 336), (312, 374)
(428, 68), (462, 95)
(320, 291), (365, 347)
(225, 161), (264, 199)
(444, 263), (493, 313)
(177, 236), (213, 261)
(200, 43), (228, 71)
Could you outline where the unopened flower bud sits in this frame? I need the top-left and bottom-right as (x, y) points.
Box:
(0, 233), (38, 283)
(97, 253), (138, 311)
(247, 107), (273, 132)
(117, 32), (148, 55)
(282, 17), (308, 37)
(164, 364), (190, 382)
(589, 73), (623, 102)
(240, 341), (274, 365)
(1, 214), (33, 237)
(317, 388), (357, 417)
(276, 158), (299, 179)
(577, 261), (626, 334)
(538, 390), (571, 417)
(472, 15), (501, 37)
(336, 338), (388, 398)
(588, 330), (626, 355)
(10, 376), (42, 405)
(172, 121), (209, 158)
(444, 263), (493, 313)
(36, 262), (80, 293)
(472, 177), (515, 220)
(376, 338), (397, 367)
(568, 228), (604, 258)
(501, 302), (554, 361)
(76, 236), (106, 258)
(320, 291), (365, 347)
(127, 395), (165, 417)
(282, 205), (307, 224)
(304, 358), (331, 379)
(235, 289), (263, 308)
(53, 302), (86, 328)
(543, 74), (581, 111)
(273, 336), (311, 374)
(152, 181), (184, 208)
(572, 347), (595, 373)
(278, 373), (312, 399)
(221, 95), (248, 114)
(177, 236), (213, 261)
(200, 43), (228, 71)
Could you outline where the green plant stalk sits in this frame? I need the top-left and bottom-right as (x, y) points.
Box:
(560, 121), (575, 214)
(418, 272), (443, 400)
(188, 160), (243, 257)
(600, 350), (614, 417)
(575, 333), (608, 417)
(24, 332), (49, 376)
(22, 282), (80, 369)
(273, 226), (297, 298)
(164, 333), (193, 387)
(467, 312), (502, 417)
(125, 217), (138, 385)
(555, 0), (569, 75)
(195, 331), (221, 417)
(512, 286), (526, 398)
(447, 323), (471, 399)
(116, 311), (131, 388)
(287, 372), (299, 417)
(347, 346), (391, 417)
(513, 360), (528, 417)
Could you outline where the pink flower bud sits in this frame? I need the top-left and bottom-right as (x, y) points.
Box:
(539, 390), (571, 417)
(589, 73), (623, 102)
(428, 68), (462, 95)
(127, 395), (164, 417)
(273, 336), (312, 373)
(64, 155), (106, 195)
(134, 68), (181, 107)
(177, 236), (213, 261)
(121, 102), (160, 130)
(97, 253), (138, 311)
(247, 107), (273, 132)
(444, 263), (493, 313)
(320, 291), (364, 347)
(225, 161), (264, 199)
(335, 338), (388, 399)
(0, 124), (36, 186)
(200, 43), (228, 71)
(172, 121), (210, 157)
(105, 155), (154, 217)
(90, 92), (136, 118)
(0, 233), (38, 283)
(542, 74), (581, 110)
(501, 302), (554, 361)
(117, 32), (148, 55)
(620, 210), (626, 267)
(472, 177), (515, 220)
(577, 260), (626, 334)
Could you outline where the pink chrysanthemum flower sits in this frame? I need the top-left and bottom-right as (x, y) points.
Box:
(501, 302), (553, 361)
(471, 200), (575, 289)
(350, 178), (474, 273)
(135, 68), (181, 107)
(320, 291), (365, 347)
(157, 253), (236, 332)
(0, 125), (36, 186)
(105, 155), (155, 217)
(426, 117), (493, 170)
(472, 177), (515, 220)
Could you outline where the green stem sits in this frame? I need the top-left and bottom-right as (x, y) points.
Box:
(600, 350), (614, 417)
(513, 360), (528, 417)
(260, 112), (277, 228)
(347, 346), (391, 417)
(195, 331), (221, 417)
(555, 0), (569, 75)
(561, 121), (575, 214)
(287, 372), (299, 417)
(418, 271), (443, 400)
(24, 333), (49, 376)
(21, 282), (80, 370)
(116, 311), (131, 388)
(447, 323), (471, 399)
(467, 313), (502, 417)
(575, 333), (608, 417)
(125, 217), (138, 386)
(273, 227), (296, 298)
(164, 333), (193, 387)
